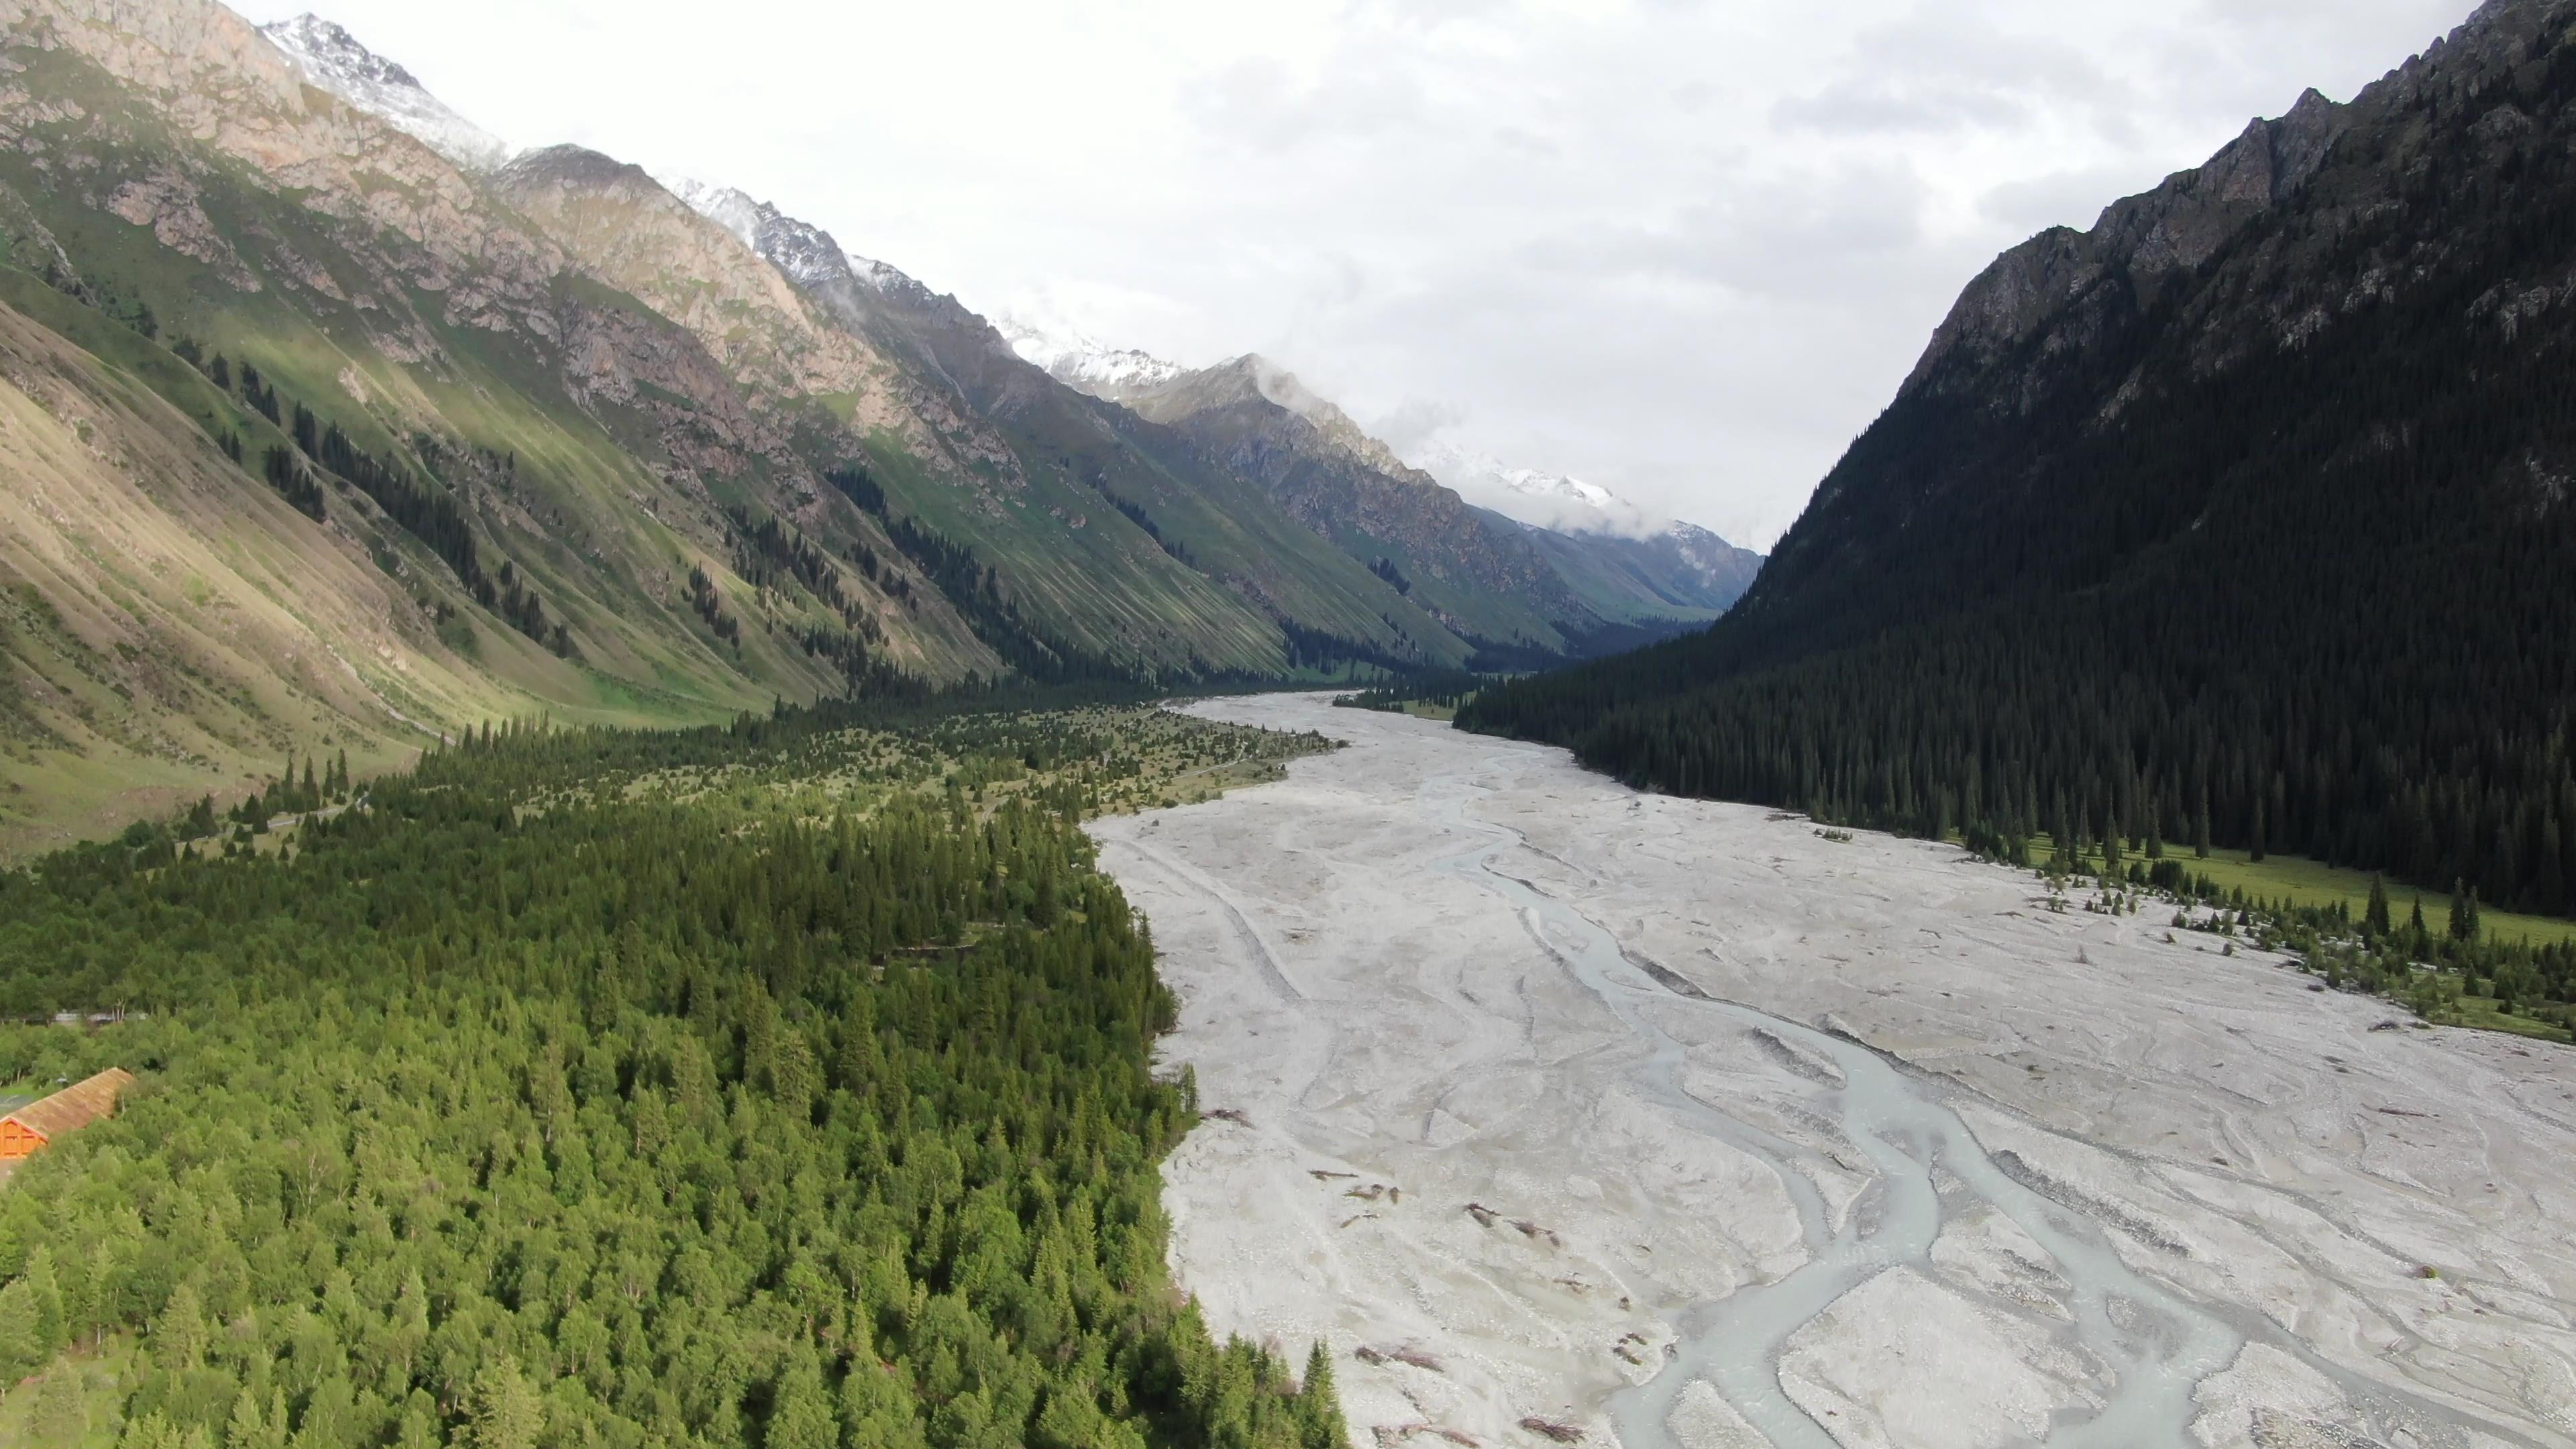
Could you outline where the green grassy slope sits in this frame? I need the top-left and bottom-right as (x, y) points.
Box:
(0, 21), (1008, 846)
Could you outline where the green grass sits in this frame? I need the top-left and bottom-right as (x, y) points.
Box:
(0, 1340), (133, 1449)
(2024, 835), (2576, 948)
(2451, 994), (2574, 1042)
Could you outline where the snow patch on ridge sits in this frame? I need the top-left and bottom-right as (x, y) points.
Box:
(999, 315), (1185, 399)
(1409, 437), (1670, 540)
(652, 170), (924, 301)
(260, 14), (512, 172)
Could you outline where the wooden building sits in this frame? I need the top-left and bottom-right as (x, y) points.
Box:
(0, 1068), (134, 1160)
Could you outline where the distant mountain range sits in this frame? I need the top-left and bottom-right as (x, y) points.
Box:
(0, 0), (1757, 848)
(1002, 319), (1764, 641)
(1463, 0), (2576, 923)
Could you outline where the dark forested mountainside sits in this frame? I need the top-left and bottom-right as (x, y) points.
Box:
(0, 704), (1346, 1449)
(1463, 0), (2576, 921)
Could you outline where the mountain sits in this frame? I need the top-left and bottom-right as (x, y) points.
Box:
(1007, 309), (1772, 641)
(1409, 439), (1661, 536)
(0, 0), (1758, 849)
(1463, 0), (2576, 920)
(0, 0), (987, 851)
(1509, 515), (1763, 619)
(998, 315), (1185, 401)
(646, 182), (1489, 676)
(1410, 440), (1765, 614)
(1108, 354), (1623, 656)
(0, 0), (1395, 847)
(258, 13), (513, 171)
(1025, 339), (1768, 651)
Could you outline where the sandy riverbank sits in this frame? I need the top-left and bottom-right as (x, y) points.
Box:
(1089, 694), (2576, 1449)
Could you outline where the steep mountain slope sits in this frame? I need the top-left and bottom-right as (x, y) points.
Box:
(0, 0), (998, 845)
(1464, 0), (2576, 918)
(258, 13), (511, 170)
(1509, 514), (1760, 620)
(0, 0), (1546, 849)
(0, 0), (1754, 848)
(1114, 355), (1617, 655)
(999, 315), (1184, 400)
(1006, 309), (1767, 641)
(1410, 439), (1662, 536)
(1412, 441), (1765, 615)
(655, 181), (1477, 672)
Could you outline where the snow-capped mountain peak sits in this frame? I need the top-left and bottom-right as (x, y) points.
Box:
(1408, 439), (1668, 539)
(259, 14), (512, 172)
(655, 176), (765, 252)
(998, 316), (1184, 402)
(651, 171), (923, 301)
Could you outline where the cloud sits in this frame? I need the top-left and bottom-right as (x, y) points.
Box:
(1178, 52), (1430, 154)
(1368, 397), (1468, 456)
(1976, 164), (2149, 235)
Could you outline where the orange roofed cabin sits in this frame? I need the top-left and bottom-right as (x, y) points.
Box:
(0, 1068), (135, 1160)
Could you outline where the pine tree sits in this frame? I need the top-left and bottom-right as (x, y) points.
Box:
(2450, 878), (2475, 941)
(2365, 875), (2392, 936)
(0, 1275), (46, 1381)
(763, 1353), (837, 1449)
(1297, 1340), (1343, 1449)
(467, 1358), (543, 1449)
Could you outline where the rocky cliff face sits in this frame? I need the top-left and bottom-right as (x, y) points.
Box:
(1900, 87), (2350, 405)
(1133, 354), (1419, 481)
(258, 13), (511, 170)
(1900, 0), (2557, 413)
(492, 147), (923, 437)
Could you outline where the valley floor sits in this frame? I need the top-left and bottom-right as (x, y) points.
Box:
(1091, 694), (2576, 1449)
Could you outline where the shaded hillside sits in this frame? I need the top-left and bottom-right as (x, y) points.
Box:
(1509, 513), (1763, 622)
(1464, 0), (2576, 918)
(1124, 356), (1608, 655)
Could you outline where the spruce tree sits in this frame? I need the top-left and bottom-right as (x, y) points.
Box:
(2365, 875), (2392, 936)
(1297, 1340), (1344, 1449)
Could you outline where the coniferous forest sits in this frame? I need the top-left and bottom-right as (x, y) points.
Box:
(1463, 9), (2576, 951)
(0, 705), (1346, 1449)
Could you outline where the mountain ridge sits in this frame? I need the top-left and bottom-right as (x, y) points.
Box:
(258, 12), (512, 171)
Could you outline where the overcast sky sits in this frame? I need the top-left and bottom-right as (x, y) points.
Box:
(241, 0), (2471, 548)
